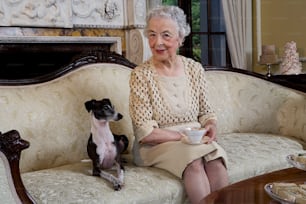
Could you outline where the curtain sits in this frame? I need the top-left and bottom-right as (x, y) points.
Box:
(221, 0), (253, 70)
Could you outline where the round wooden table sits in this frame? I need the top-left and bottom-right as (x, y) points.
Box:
(201, 168), (306, 204)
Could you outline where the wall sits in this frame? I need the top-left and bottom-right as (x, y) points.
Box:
(254, 0), (306, 74)
(0, 0), (151, 65)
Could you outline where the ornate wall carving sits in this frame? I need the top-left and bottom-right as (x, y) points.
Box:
(0, 0), (72, 28)
(127, 0), (146, 28)
(126, 29), (151, 64)
(0, 0), (154, 64)
(72, 0), (125, 28)
(125, 0), (151, 64)
(0, 0), (125, 28)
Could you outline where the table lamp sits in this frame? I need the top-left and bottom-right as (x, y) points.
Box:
(259, 45), (279, 77)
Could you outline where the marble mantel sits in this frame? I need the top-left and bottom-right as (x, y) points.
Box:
(0, 36), (122, 54)
(0, 0), (159, 65)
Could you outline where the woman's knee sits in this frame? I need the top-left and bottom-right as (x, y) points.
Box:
(185, 158), (205, 173)
(205, 158), (225, 169)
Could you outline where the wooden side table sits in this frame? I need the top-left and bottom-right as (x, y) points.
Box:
(201, 168), (306, 204)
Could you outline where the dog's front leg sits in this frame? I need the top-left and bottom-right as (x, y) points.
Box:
(99, 170), (123, 191)
(115, 162), (124, 185)
(92, 159), (101, 176)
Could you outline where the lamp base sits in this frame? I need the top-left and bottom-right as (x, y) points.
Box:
(266, 64), (272, 77)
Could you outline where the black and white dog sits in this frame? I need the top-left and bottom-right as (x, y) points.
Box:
(85, 98), (128, 190)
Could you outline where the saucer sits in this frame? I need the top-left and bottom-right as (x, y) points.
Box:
(181, 136), (210, 145)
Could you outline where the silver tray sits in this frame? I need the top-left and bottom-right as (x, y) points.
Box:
(264, 183), (294, 204)
(286, 154), (306, 171)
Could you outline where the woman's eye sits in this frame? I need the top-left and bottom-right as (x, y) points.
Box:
(148, 32), (156, 38)
(162, 33), (172, 39)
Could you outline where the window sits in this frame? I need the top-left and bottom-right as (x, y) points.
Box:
(162, 0), (231, 67)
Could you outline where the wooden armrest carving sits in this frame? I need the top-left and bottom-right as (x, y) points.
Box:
(0, 130), (35, 204)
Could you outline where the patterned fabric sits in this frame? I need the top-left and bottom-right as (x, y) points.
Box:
(218, 133), (305, 183)
(0, 153), (17, 204)
(1, 63), (306, 203)
(22, 161), (187, 204)
(129, 56), (216, 141)
(21, 132), (305, 204)
(0, 64), (134, 173)
(129, 56), (225, 177)
(205, 71), (306, 143)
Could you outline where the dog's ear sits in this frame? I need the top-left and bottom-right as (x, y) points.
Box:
(85, 99), (96, 112)
(102, 98), (111, 105)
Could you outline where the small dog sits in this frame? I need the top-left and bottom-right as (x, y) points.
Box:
(85, 98), (128, 190)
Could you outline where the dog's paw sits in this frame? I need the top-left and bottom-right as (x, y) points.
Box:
(113, 177), (124, 191)
(92, 169), (101, 177)
(113, 182), (124, 191)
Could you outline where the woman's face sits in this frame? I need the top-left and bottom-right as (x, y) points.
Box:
(147, 17), (181, 61)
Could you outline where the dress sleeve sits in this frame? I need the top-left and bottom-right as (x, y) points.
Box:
(129, 67), (158, 141)
(197, 64), (217, 126)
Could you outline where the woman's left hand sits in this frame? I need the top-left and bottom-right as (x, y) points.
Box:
(204, 120), (217, 143)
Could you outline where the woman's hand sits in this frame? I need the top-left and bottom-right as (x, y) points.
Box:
(204, 120), (217, 143)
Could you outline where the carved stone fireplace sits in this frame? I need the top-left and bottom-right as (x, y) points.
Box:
(0, 0), (160, 79)
(0, 36), (121, 79)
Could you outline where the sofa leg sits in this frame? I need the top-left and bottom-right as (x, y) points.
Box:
(0, 130), (36, 204)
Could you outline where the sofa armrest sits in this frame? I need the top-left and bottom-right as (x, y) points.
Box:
(0, 130), (35, 204)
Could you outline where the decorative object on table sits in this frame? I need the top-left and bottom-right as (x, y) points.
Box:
(286, 153), (306, 171)
(264, 182), (306, 204)
(279, 41), (302, 75)
(259, 44), (279, 77)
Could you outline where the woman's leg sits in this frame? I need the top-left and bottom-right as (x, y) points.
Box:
(183, 158), (210, 204)
(204, 158), (229, 192)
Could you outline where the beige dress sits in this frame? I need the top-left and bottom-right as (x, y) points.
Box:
(129, 56), (228, 178)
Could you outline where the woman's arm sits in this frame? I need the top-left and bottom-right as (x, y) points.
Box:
(140, 128), (183, 145)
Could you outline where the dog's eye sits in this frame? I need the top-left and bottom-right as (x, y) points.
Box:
(103, 105), (111, 110)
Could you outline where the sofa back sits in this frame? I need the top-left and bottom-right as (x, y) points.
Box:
(0, 63), (134, 173)
(206, 70), (306, 144)
(1, 56), (306, 173)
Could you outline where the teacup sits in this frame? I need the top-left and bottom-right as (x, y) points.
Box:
(182, 127), (207, 144)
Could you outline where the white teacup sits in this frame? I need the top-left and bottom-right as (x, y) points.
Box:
(182, 127), (207, 144)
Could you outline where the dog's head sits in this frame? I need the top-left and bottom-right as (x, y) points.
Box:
(85, 98), (123, 121)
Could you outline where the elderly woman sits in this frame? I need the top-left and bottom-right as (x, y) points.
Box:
(129, 5), (229, 204)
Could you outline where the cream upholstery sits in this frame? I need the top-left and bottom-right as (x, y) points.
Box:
(0, 152), (18, 204)
(0, 63), (306, 204)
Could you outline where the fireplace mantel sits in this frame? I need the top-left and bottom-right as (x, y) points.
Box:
(0, 36), (122, 79)
(0, 36), (122, 54)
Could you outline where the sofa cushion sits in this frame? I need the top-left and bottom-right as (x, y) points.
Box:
(218, 133), (305, 183)
(20, 132), (306, 204)
(0, 152), (18, 204)
(22, 161), (186, 204)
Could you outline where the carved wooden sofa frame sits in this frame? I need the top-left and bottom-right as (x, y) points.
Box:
(1, 50), (306, 203)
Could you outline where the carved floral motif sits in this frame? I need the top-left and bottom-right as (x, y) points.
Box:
(0, 0), (126, 28)
(72, 0), (124, 28)
(104, 0), (119, 20)
(1, 0), (72, 27)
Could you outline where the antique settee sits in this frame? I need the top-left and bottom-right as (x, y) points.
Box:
(1, 51), (306, 204)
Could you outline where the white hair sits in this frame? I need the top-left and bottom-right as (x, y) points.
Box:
(144, 5), (191, 45)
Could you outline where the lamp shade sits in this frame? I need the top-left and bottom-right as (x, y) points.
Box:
(259, 45), (279, 65)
